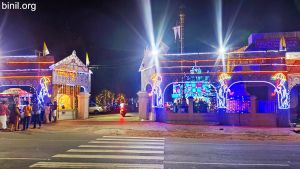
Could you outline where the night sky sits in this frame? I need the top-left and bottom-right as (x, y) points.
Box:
(1, 0), (300, 99)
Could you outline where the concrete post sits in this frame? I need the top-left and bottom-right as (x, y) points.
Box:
(188, 97), (194, 114)
(277, 109), (290, 127)
(77, 92), (90, 120)
(250, 96), (257, 114)
(137, 91), (150, 120)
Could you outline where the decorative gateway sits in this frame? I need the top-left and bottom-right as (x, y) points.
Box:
(50, 50), (92, 119)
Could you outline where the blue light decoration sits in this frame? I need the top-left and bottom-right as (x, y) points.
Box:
(171, 80), (216, 108)
(271, 73), (290, 109)
(190, 66), (202, 74)
(37, 76), (51, 105)
(151, 73), (163, 107)
(217, 73), (231, 108)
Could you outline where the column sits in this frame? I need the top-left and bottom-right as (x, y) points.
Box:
(137, 91), (150, 120)
(77, 92), (90, 120)
(250, 96), (257, 114)
(188, 97), (194, 114)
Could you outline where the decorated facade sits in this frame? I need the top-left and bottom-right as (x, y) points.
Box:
(50, 50), (92, 119)
(0, 50), (92, 120)
(138, 31), (300, 127)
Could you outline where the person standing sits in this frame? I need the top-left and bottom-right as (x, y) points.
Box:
(8, 103), (21, 132)
(22, 101), (32, 131)
(40, 104), (45, 124)
(32, 102), (41, 129)
(44, 102), (50, 124)
(0, 101), (10, 130)
(52, 101), (57, 122)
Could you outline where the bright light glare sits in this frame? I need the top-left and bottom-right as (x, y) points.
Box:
(151, 49), (160, 56)
(218, 47), (226, 55)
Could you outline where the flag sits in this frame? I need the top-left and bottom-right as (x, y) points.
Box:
(86, 52), (90, 66)
(279, 36), (286, 51)
(43, 42), (50, 56)
(172, 26), (181, 41)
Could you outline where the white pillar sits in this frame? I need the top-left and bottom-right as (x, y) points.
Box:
(137, 91), (150, 120)
(77, 92), (90, 119)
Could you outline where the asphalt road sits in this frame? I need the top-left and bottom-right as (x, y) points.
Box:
(0, 126), (300, 169)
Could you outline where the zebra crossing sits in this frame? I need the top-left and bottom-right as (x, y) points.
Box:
(30, 136), (165, 169)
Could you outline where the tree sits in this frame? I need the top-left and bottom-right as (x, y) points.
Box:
(116, 93), (126, 104)
(96, 89), (115, 107)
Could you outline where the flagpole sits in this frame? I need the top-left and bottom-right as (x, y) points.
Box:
(179, 6), (185, 54)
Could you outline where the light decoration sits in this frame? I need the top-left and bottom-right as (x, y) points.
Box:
(190, 66), (202, 74)
(160, 50), (280, 57)
(160, 64), (289, 69)
(150, 73), (163, 107)
(160, 71), (288, 76)
(0, 75), (52, 79)
(37, 76), (51, 105)
(171, 82), (216, 108)
(160, 57), (285, 63)
(217, 73), (231, 108)
(6, 61), (54, 64)
(271, 73), (290, 109)
(55, 69), (77, 81)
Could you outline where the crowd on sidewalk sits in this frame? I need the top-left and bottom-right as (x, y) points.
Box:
(0, 100), (58, 132)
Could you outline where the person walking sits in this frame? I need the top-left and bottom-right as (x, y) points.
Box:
(8, 103), (21, 132)
(0, 101), (10, 130)
(44, 102), (50, 124)
(32, 102), (42, 129)
(22, 101), (32, 131)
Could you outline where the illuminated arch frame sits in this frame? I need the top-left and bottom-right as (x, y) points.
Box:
(228, 81), (289, 110)
(162, 81), (218, 107)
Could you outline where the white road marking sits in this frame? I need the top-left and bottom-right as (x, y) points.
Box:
(0, 157), (50, 160)
(53, 154), (164, 160)
(164, 161), (289, 167)
(30, 162), (163, 168)
(169, 141), (300, 147)
(103, 136), (165, 140)
(78, 145), (164, 149)
(89, 141), (164, 145)
(67, 149), (164, 154)
(96, 138), (164, 142)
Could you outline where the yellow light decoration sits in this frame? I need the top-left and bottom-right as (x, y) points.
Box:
(55, 69), (77, 80)
(58, 94), (71, 110)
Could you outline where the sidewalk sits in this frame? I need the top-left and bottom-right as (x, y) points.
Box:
(47, 118), (300, 141)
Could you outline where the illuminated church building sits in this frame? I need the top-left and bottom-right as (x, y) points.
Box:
(0, 50), (92, 120)
(138, 31), (300, 127)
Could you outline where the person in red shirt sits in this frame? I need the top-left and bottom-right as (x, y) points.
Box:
(0, 101), (10, 130)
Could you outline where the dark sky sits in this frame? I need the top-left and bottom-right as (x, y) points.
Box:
(1, 0), (300, 98)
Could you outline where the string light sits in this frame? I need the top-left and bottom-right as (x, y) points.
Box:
(0, 76), (52, 79)
(160, 71), (288, 76)
(160, 64), (290, 69)
(159, 57), (285, 63)
(6, 61), (54, 64)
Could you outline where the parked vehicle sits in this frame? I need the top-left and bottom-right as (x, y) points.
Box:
(88, 102), (103, 114)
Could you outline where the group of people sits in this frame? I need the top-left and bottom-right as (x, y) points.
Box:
(0, 100), (58, 132)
